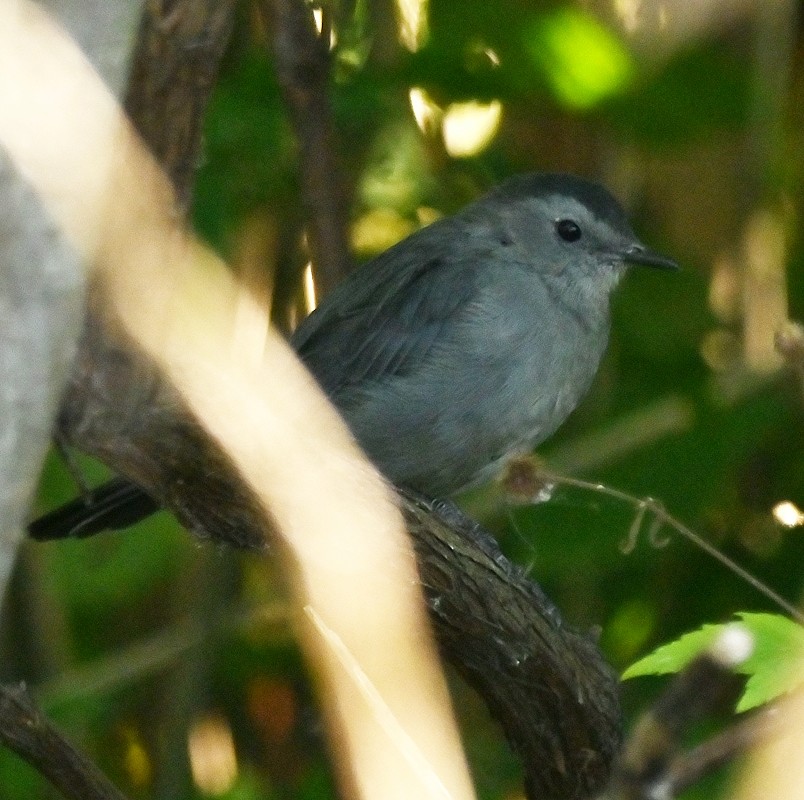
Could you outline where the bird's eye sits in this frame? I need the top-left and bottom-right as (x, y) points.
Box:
(556, 219), (582, 242)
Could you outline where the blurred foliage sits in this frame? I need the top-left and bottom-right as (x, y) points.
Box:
(526, 8), (636, 108)
(7, 0), (804, 798)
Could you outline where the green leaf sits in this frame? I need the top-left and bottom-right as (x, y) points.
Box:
(623, 613), (804, 712)
(525, 8), (635, 109)
(734, 612), (804, 711)
(622, 623), (723, 678)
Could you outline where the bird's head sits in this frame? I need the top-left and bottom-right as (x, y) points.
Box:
(476, 173), (678, 303)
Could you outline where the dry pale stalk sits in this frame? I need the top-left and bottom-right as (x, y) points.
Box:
(0, 4), (476, 798)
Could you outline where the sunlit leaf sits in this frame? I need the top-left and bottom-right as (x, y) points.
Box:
(734, 613), (804, 711)
(623, 613), (804, 712)
(442, 99), (502, 157)
(622, 622), (722, 678)
(525, 8), (634, 109)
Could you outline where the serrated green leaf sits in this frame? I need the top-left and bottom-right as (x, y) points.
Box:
(733, 612), (804, 711)
(623, 613), (804, 712)
(622, 623), (722, 679)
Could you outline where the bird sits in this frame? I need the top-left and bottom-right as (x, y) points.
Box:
(29, 173), (677, 540)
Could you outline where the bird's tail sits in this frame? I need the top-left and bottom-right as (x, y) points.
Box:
(28, 477), (160, 540)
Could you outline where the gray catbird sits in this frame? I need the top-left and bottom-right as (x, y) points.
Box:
(29, 173), (677, 539)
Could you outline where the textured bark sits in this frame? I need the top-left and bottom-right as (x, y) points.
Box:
(125, 0), (238, 212)
(58, 314), (269, 550)
(57, 0), (269, 550)
(403, 494), (622, 799)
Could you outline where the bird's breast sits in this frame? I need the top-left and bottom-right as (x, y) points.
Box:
(335, 277), (611, 496)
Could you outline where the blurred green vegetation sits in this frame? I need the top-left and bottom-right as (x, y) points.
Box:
(7, 1), (804, 798)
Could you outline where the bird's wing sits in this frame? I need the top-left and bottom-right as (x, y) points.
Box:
(291, 219), (484, 398)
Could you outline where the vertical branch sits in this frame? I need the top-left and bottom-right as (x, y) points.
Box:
(262, 0), (353, 296)
(125, 0), (239, 211)
(55, 0), (268, 550)
(17, 3), (627, 796)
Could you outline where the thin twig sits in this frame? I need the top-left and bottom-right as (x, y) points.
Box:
(666, 703), (784, 796)
(0, 683), (129, 800)
(37, 602), (288, 711)
(541, 472), (804, 625)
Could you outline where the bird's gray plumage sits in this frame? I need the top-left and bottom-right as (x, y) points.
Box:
(29, 172), (676, 540)
(292, 172), (676, 496)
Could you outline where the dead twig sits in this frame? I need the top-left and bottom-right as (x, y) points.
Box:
(0, 683), (129, 800)
(502, 457), (804, 625)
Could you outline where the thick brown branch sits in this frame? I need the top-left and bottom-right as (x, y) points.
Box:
(402, 493), (622, 800)
(58, 0), (267, 549)
(57, 345), (624, 799)
(0, 683), (128, 800)
(125, 0), (238, 211)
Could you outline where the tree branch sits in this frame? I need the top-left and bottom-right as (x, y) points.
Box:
(0, 683), (128, 800)
(56, 0), (269, 550)
(124, 0), (238, 212)
(40, 2), (622, 796)
(260, 0), (353, 296)
(402, 492), (622, 800)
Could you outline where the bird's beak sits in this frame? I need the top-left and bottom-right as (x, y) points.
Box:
(620, 243), (679, 270)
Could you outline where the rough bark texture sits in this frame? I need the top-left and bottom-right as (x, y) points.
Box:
(125, 0), (238, 212)
(57, 0), (269, 550)
(403, 494), (622, 799)
(58, 313), (269, 550)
